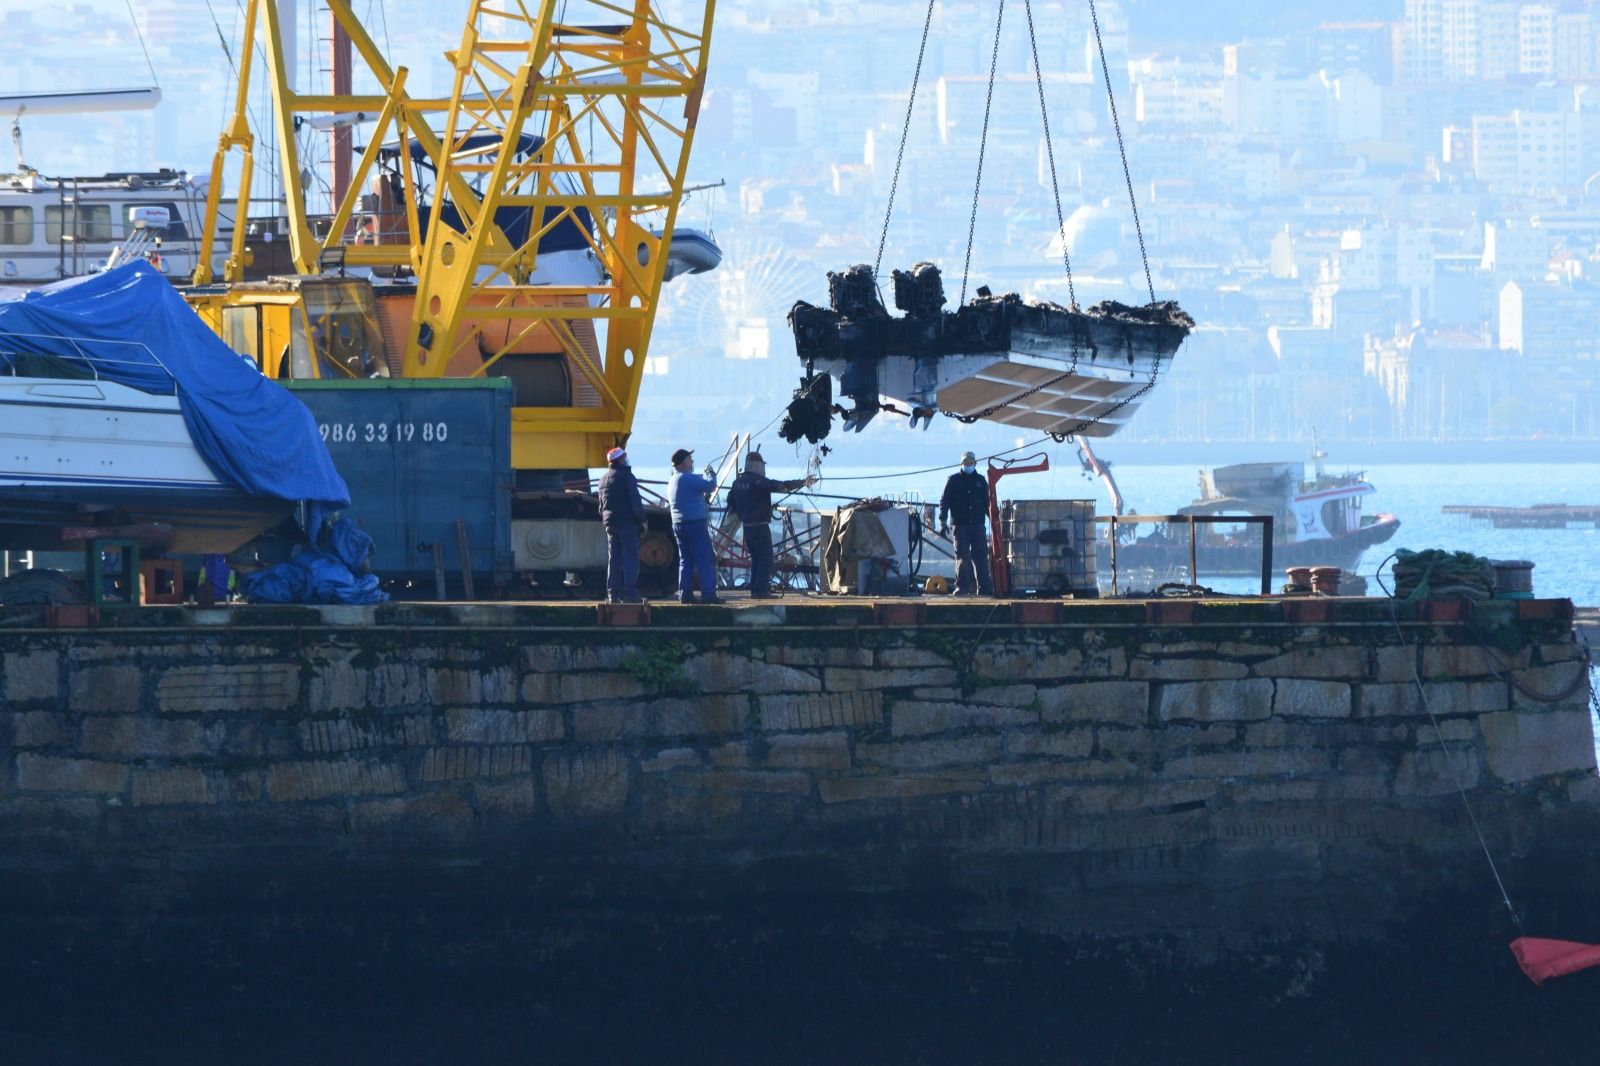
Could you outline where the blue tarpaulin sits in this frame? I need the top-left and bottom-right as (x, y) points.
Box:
(240, 517), (388, 606)
(0, 262), (349, 510)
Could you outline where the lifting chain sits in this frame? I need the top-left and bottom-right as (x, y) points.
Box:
(1088, 0), (1156, 305)
(959, 0), (1007, 307)
(1023, 0), (1076, 308)
(874, 0), (939, 285)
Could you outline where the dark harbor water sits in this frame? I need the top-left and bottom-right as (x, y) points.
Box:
(4, 877), (1600, 1063)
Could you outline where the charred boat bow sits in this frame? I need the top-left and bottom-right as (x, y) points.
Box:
(785, 263), (1191, 443)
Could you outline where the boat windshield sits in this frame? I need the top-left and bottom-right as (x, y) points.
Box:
(300, 279), (390, 380)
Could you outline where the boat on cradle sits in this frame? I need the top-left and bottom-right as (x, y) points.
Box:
(0, 262), (348, 556)
(781, 262), (1192, 443)
(1101, 451), (1401, 577)
(0, 367), (290, 554)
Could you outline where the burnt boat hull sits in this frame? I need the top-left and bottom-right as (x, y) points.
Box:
(785, 266), (1191, 442)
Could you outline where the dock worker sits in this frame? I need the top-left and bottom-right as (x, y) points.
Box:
(728, 451), (816, 599)
(598, 446), (647, 604)
(938, 450), (993, 596)
(668, 447), (721, 604)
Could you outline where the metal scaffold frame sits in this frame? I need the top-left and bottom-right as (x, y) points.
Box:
(195, 0), (714, 470)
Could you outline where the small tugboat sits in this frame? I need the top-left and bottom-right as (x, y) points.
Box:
(1093, 441), (1401, 577)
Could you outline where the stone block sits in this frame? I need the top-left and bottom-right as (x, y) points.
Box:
(1510, 663), (1590, 710)
(1156, 679), (1273, 723)
(558, 672), (645, 703)
(1415, 718), (1477, 744)
(968, 684), (1039, 708)
(1423, 644), (1529, 679)
(1356, 683), (1420, 718)
(16, 754), (128, 794)
(762, 731), (852, 771)
(420, 745), (534, 782)
(81, 717), (206, 758)
(1481, 710), (1598, 784)
(1067, 779), (1218, 815)
(131, 767), (210, 807)
(691, 769), (811, 795)
(544, 749), (631, 817)
(1371, 646), (1416, 684)
(1098, 724), (1235, 760)
(766, 646), (872, 668)
(69, 665), (141, 714)
(1037, 681), (1150, 727)
(6, 712), (72, 748)
(521, 645), (632, 673)
(640, 747), (701, 773)
(988, 759), (1134, 788)
(306, 661), (366, 712)
(3, 650), (58, 703)
(1250, 647), (1367, 679)
(427, 667), (517, 706)
(1394, 748), (1480, 797)
(1215, 642), (1282, 659)
(878, 648), (953, 669)
(1244, 721), (1402, 748)
(1006, 728), (1094, 759)
(818, 773), (985, 803)
(759, 691), (883, 732)
(708, 739), (749, 767)
(298, 715), (431, 753)
(890, 701), (1037, 738)
(1273, 680), (1352, 719)
(368, 663), (427, 709)
(825, 667), (959, 691)
(1162, 749), (1330, 780)
(855, 735), (1002, 770)
(1131, 658), (1249, 681)
(970, 645), (1082, 680)
(157, 663), (297, 713)
(475, 777), (539, 820)
(265, 759), (406, 802)
(682, 653), (820, 695)
(573, 695), (747, 742)
(1537, 643), (1589, 665)
(445, 708), (564, 744)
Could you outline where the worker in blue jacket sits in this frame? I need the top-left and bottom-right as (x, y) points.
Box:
(668, 447), (721, 604)
(938, 450), (993, 596)
(597, 446), (646, 603)
(728, 451), (816, 599)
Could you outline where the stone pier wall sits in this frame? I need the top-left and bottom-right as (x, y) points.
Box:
(1, 599), (1595, 940)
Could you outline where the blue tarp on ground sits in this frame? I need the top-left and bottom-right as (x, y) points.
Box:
(0, 261), (349, 510)
(240, 517), (388, 606)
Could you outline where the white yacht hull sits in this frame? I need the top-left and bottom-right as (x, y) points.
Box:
(0, 377), (289, 553)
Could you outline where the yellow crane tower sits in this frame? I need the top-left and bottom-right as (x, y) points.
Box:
(188, 0), (714, 472)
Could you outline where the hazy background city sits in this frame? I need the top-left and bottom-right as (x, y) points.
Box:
(6, 0), (1600, 467)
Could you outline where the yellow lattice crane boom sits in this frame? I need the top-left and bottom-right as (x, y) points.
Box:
(192, 0), (715, 471)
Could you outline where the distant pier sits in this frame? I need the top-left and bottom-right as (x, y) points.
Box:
(1442, 503), (1600, 528)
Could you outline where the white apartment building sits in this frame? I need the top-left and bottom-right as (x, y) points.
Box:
(1518, 3), (1555, 75)
(1471, 109), (1582, 192)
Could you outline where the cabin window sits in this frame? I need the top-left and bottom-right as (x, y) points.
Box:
(222, 306), (262, 368)
(0, 206), (34, 245)
(301, 280), (390, 379)
(43, 204), (115, 244)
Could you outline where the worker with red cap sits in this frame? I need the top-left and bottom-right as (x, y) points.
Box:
(598, 445), (646, 603)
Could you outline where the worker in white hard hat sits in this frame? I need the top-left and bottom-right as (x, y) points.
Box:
(938, 450), (992, 596)
(598, 446), (646, 603)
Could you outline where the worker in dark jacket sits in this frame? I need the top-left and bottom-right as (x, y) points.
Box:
(728, 451), (816, 599)
(598, 446), (647, 603)
(938, 450), (992, 596)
